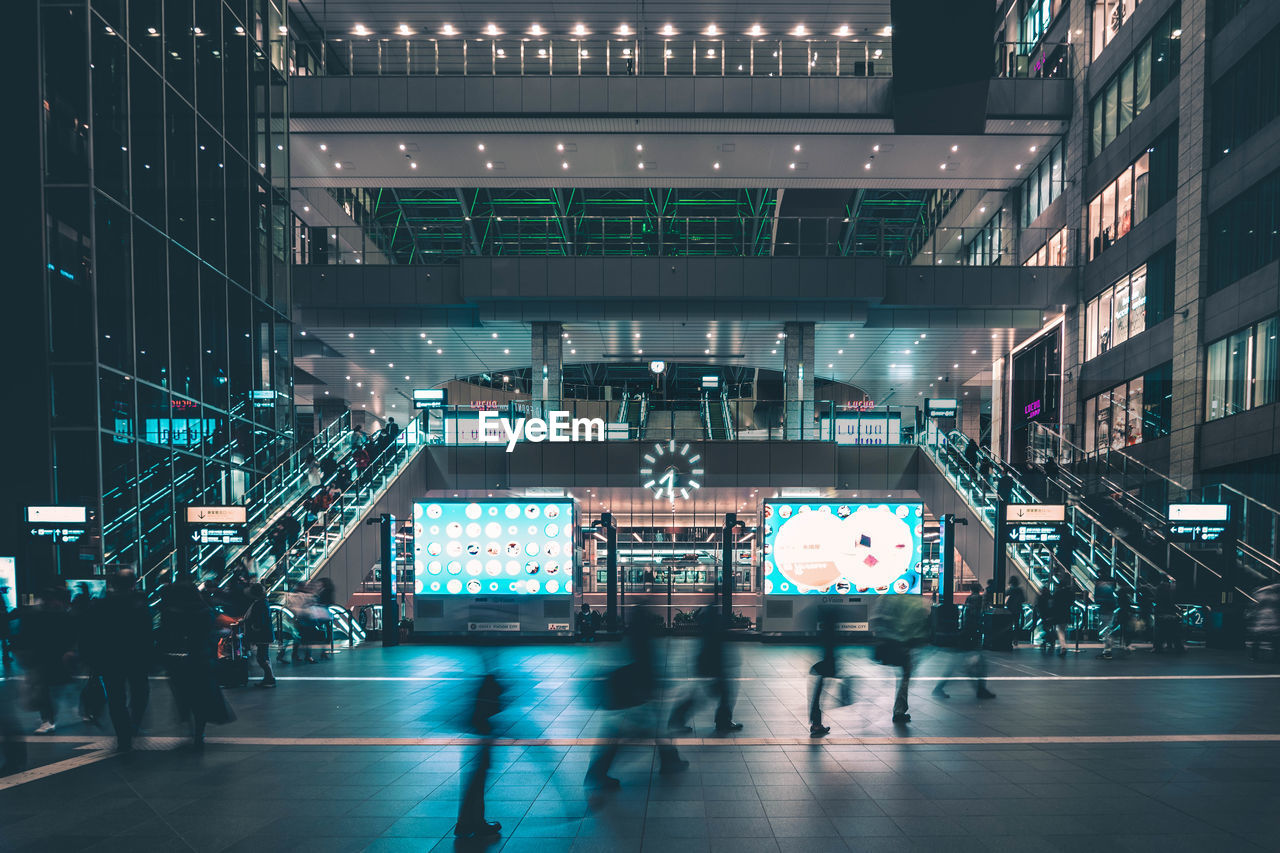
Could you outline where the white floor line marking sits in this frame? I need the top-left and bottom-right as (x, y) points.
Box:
(178, 733), (1280, 747)
(0, 749), (116, 791)
(253, 673), (1280, 683)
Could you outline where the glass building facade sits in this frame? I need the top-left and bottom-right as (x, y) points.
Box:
(38, 0), (294, 578)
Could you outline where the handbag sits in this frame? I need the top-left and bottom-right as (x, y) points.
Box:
(872, 641), (907, 667)
(601, 663), (645, 710)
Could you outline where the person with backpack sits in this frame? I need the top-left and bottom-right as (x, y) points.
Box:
(1005, 576), (1027, 645)
(1049, 568), (1074, 656)
(1094, 571), (1120, 660)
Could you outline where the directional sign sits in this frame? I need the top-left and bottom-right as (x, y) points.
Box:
(1005, 504), (1066, 523)
(1167, 503), (1230, 543)
(927, 398), (958, 418)
(185, 506), (247, 525)
(26, 506), (88, 525)
(190, 527), (249, 546)
(413, 388), (448, 409)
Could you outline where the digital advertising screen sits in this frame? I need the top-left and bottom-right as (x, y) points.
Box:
(763, 501), (924, 595)
(412, 499), (574, 595)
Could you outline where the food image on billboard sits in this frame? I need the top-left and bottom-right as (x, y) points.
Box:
(763, 502), (924, 595)
(412, 500), (574, 595)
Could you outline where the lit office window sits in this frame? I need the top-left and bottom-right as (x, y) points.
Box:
(1087, 128), (1177, 261)
(1206, 316), (1280, 420)
(1020, 139), (1066, 228)
(1020, 0), (1057, 51)
(1023, 226), (1070, 267)
(1093, 0), (1176, 60)
(1083, 363), (1172, 452)
(1088, 6), (1180, 158)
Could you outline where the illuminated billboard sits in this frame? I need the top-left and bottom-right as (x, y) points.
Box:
(412, 500), (574, 595)
(763, 501), (924, 595)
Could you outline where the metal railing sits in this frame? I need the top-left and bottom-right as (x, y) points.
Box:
(263, 414), (429, 594)
(1029, 423), (1279, 595)
(294, 36), (894, 78)
(296, 220), (1077, 266)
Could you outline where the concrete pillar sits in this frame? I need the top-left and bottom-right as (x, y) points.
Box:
(960, 397), (982, 445)
(783, 321), (815, 439)
(531, 321), (563, 417)
(1168, 0), (1209, 497)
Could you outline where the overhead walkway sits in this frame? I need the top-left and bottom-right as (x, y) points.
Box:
(1027, 423), (1279, 600)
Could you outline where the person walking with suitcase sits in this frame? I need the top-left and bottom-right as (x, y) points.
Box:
(242, 584), (275, 688)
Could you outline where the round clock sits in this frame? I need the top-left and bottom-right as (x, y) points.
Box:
(640, 440), (704, 500)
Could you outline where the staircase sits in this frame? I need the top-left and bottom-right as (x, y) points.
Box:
(702, 391), (734, 439)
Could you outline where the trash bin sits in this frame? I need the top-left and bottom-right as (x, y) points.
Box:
(981, 608), (1014, 651)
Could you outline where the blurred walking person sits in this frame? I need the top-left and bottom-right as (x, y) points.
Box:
(158, 582), (236, 749)
(933, 583), (996, 701)
(1005, 575), (1027, 646)
(1093, 571), (1120, 660)
(1049, 568), (1074, 656)
(1246, 582), (1279, 661)
(455, 672), (505, 839)
(87, 571), (154, 751)
(241, 584), (276, 688)
(586, 607), (687, 789)
(806, 606), (845, 737)
(668, 606), (742, 735)
(870, 595), (930, 723)
(14, 588), (75, 734)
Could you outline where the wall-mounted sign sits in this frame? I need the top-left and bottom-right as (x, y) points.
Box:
(1024, 399), (1042, 419)
(820, 414), (903, 445)
(250, 390), (280, 408)
(701, 375), (720, 389)
(1167, 503), (1230, 543)
(185, 505), (248, 546)
(185, 506), (247, 525)
(413, 388), (448, 409)
(26, 506), (88, 525)
(927, 398), (958, 418)
(1004, 503), (1066, 544)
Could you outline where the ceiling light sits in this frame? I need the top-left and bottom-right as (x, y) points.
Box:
(356, 382), (362, 387)
(397, 24), (414, 36)
(486, 161), (493, 169)
(838, 349), (843, 354)
(979, 206), (986, 213)
(1015, 163), (1022, 170)
(556, 143), (564, 152)
(662, 24), (676, 36)
(1030, 145), (1038, 152)
(319, 143), (327, 151)
(420, 332), (426, 338)
(771, 349), (777, 354)
(836, 25), (851, 37)
(427, 339), (433, 344)
(477, 143), (485, 151)
(504, 349), (509, 354)
(562, 161), (569, 169)
(792, 24), (808, 37)
(348, 333), (355, 338)
(637, 162), (645, 169)
(939, 163), (946, 170)
(334, 162), (341, 169)
(369, 348), (376, 354)
(574, 23), (588, 36)
(570, 349), (576, 354)
(953, 363), (959, 368)
(789, 162), (796, 169)
(972, 349), (978, 354)
(618, 24), (632, 36)
(749, 24), (764, 37)
(278, 25), (287, 34)
(441, 23), (456, 36)
(951, 144), (959, 152)
(992, 333), (998, 338)
(882, 26), (893, 36)
(849, 333), (855, 338)
(410, 162), (417, 168)
(864, 163), (872, 170)
(485, 23), (500, 36)
(713, 162), (720, 169)
(872, 144), (880, 152)
(353, 24), (369, 36)
(794, 143), (802, 152)
(398, 143), (405, 152)
(705, 24), (720, 36)
(437, 348), (443, 354)
(302, 205), (310, 212)
(635, 143), (643, 151)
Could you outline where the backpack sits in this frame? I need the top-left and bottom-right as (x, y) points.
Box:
(1096, 582), (1118, 612)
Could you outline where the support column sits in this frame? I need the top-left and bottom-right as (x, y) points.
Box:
(530, 321), (563, 418)
(1168, 0), (1210, 497)
(783, 321), (815, 439)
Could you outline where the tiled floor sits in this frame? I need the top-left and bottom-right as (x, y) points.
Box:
(1, 641), (1278, 851)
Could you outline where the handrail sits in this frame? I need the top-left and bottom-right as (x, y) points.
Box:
(1028, 422), (1274, 595)
(700, 393), (713, 439)
(263, 412), (427, 594)
(720, 389), (736, 441)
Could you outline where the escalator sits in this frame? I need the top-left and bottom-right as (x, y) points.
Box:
(258, 411), (429, 595)
(269, 603), (368, 650)
(620, 392), (648, 439)
(129, 413), (354, 593)
(919, 430), (1198, 600)
(1026, 423), (1279, 600)
(702, 391), (734, 440)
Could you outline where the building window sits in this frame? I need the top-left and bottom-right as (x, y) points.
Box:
(1083, 245), (1174, 359)
(1021, 0), (1057, 51)
(1208, 167), (1280, 292)
(965, 210), (1004, 266)
(1089, 9), (1181, 159)
(1210, 25), (1280, 164)
(1023, 226), (1070, 266)
(1212, 0), (1252, 35)
(1087, 128), (1177, 261)
(1020, 139), (1066, 228)
(1206, 316), (1280, 420)
(1083, 362), (1172, 452)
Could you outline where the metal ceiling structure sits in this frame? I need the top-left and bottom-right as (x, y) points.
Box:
(312, 185), (952, 264)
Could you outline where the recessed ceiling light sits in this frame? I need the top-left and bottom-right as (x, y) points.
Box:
(353, 24), (369, 36)
(972, 349), (978, 354)
(348, 332), (355, 338)
(437, 348), (443, 354)
(636, 143), (643, 151)
(1015, 163), (1023, 170)
(303, 205), (310, 212)
(485, 23), (500, 36)
(749, 24), (764, 36)
(794, 143), (802, 152)
(530, 23), (544, 36)
(398, 24), (412, 36)
(574, 23), (588, 36)
(662, 24), (676, 36)
(835, 24), (851, 36)
(441, 23), (456, 36)
(637, 162), (645, 169)
(618, 24), (632, 36)
(849, 333), (855, 338)
(789, 162), (796, 169)
(864, 163), (872, 170)
(369, 348), (375, 354)
(504, 349), (509, 354)
(951, 144), (959, 152)
(1030, 145), (1038, 152)
(771, 349), (777, 354)
(792, 24), (808, 37)
(939, 163), (946, 170)
(556, 143), (564, 152)
(953, 363), (959, 368)
(486, 161), (493, 169)
(980, 206), (986, 213)
(838, 349), (843, 354)
(713, 162), (720, 169)
(410, 162), (417, 169)
(477, 143), (485, 151)
(319, 144), (327, 151)
(420, 332), (426, 338)
(334, 162), (341, 169)
(399, 143), (406, 151)
(562, 161), (569, 169)
(872, 144), (880, 152)
(705, 24), (720, 36)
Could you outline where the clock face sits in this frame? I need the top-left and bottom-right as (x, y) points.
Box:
(640, 440), (704, 500)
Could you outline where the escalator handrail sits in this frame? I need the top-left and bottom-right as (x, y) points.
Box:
(263, 412), (426, 593)
(721, 389), (736, 441)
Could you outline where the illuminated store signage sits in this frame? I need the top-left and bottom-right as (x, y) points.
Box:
(928, 398), (958, 418)
(763, 502), (924, 595)
(820, 414), (903, 445)
(412, 500), (574, 595)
